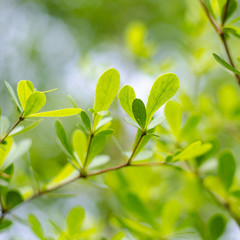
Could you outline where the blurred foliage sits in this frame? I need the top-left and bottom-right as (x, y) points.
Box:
(1, 0), (240, 239)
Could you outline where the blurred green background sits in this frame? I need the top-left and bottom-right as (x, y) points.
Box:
(1, 0), (240, 239)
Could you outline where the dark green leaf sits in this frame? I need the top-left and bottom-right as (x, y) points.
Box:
(0, 219), (12, 232)
(132, 99), (146, 129)
(55, 120), (73, 157)
(218, 150), (236, 190)
(6, 190), (23, 209)
(81, 111), (91, 131)
(221, 0), (237, 24)
(207, 214), (226, 240)
(213, 53), (240, 75)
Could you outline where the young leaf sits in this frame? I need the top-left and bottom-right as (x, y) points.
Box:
(221, 0), (237, 24)
(72, 129), (87, 167)
(173, 141), (212, 161)
(94, 68), (120, 112)
(6, 190), (23, 209)
(118, 85), (136, 119)
(5, 81), (22, 111)
(81, 111), (91, 131)
(67, 206), (85, 235)
(28, 214), (45, 240)
(207, 214), (226, 240)
(95, 129), (114, 137)
(218, 151), (236, 190)
(17, 80), (34, 109)
(27, 108), (81, 117)
(0, 219), (12, 231)
(24, 92), (46, 117)
(213, 53), (240, 75)
(146, 73), (179, 124)
(165, 101), (182, 138)
(55, 120), (73, 157)
(9, 120), (42, 137)
(132, 98), (146, 129)
(94, 68), (120, 128)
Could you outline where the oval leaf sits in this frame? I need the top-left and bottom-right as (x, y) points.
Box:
(146, 73), (179, 124)
(17, 80), (34, 110)
(24, 92), (46, 117)
(132, 98), (146, 129)
(118, 85), (136, 119)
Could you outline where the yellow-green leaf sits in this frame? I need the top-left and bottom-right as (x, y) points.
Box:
(17, 80), (34, 109)
(24, 92), (46, 117)
(72, 129), (87, 167)
(118, 85), (136, 119)
(146, 73), (179, 124)
(27, 108), (81, 117)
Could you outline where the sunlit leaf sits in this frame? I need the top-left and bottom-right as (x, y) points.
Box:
(165, 101), (182, 138)
(17, 80), (34, 110)
(27, 108), (81, 117)
(72, 129), (87, 167)
(118, 85), (136, 119)
(94, 68), (120, 127)
(24, 92), (46, 117)
(173, 141), (212, 161)
(67, 206), (85, 235)
(147, 116), (164, 130)
(88, 155), (110, 170)
(28, 214), (45, 240)
(146, 73), (179, 124)
(0, 137), (13, 168)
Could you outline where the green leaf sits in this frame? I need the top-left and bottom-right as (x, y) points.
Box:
(5, 81), (22, 111)
(118, 85), (136, 119)
(94, 68), (120, 112)
(67, 206), (85, 235)
(72, 129), (87, 167)
(181, 113), (201, 139)
(213, 53), (240, 75)
(81, 111), (91, 131)
(9, 120), (42, 137)
(28, 214), (45, 240)
(0, 137), (13, 168)
(55, 120), (73, 157)
(95, 129), (114, 137)
(24, 92), (46, 117)
(224, 26), (240, 39)
(0, 219), (12, 232)
(17, 80), (34, 110)
(221, 0), (237, 24)
(164, 101), (182, 138)
(94, 68), (120, 127)
(207, 214), (226, 240)
(146, 73), (179, 124)
(27, 108), (81, 117)
(218, 151), (236, 190)
(88, 155), (110, 170)
(132, 99), (146, 129)
(173, 141), (212, 161)
(6, 190), (23, 209)
(159, 201), (180, 236)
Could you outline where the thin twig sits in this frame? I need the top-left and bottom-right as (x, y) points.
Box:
(199, 0), (240, 85)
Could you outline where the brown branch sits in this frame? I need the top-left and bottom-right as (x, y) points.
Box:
(0, 113), (24, 144)
(199, 0), (240, 85)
